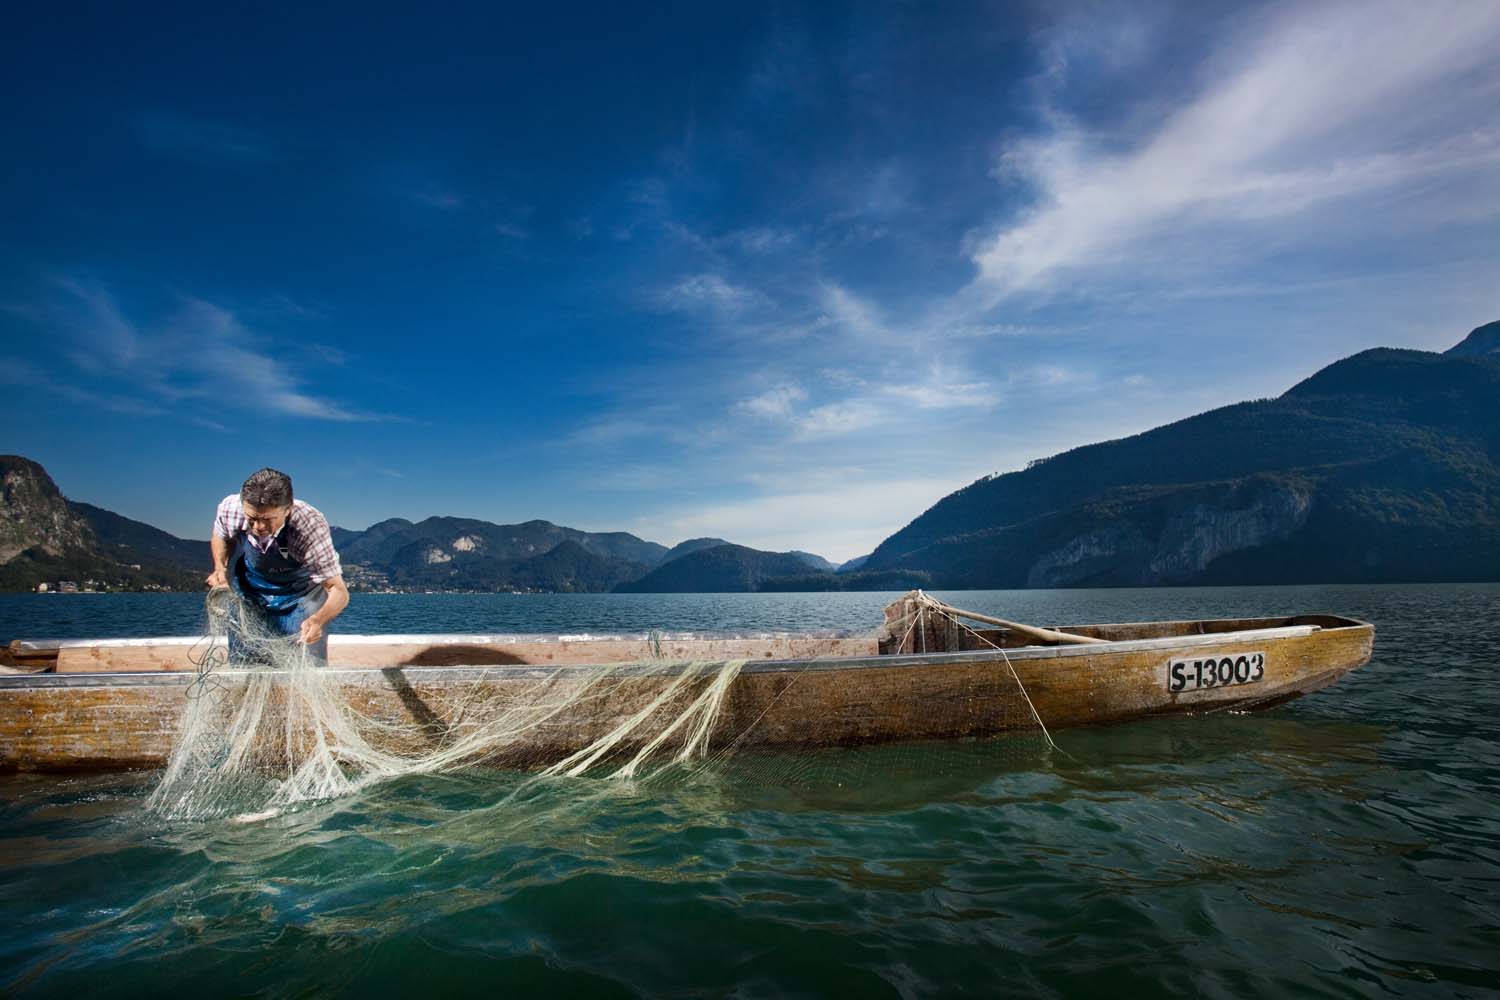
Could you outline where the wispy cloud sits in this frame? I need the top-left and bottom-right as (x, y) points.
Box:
(733, 384), (807, 420)
(965, 0), (1500, 304)
(723, 226), (799, 255)
(631, 476), (965, 562)
(0, 355), (168, 417)
(656, 273), (768, 315)
(413, 188), (466, 211)
(794, 399), (883, 439)
(817, 282), (888, 342)
(725, 365), (995, 442)
(31, 277), (388, 423)
(882, 367), (994, 409)
(134, 111), (281, 165)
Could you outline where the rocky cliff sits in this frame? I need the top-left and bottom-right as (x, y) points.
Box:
(0, 456), (205, 590)
(0, 456), (94, 564)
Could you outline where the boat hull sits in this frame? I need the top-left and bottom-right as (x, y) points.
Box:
(0, 618), (1374, 772)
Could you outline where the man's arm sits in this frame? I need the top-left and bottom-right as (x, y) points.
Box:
(206, 534), (231, 588)
(298, 576), (349, 646)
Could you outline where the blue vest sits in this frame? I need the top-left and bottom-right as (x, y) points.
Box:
(231, 519), (320, 614)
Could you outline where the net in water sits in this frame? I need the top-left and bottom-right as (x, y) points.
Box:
(146, 590), (1054, 822)
(146, 592), (746, 821)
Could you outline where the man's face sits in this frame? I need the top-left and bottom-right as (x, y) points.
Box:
(242, 502), (290, 538)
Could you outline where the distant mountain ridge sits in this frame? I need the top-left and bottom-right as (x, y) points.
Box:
(654, 537), (834, 574)
(659, 537), (732, 564)
(614, 543), (819, 593)
(863, 322), (1500, 587)
(0, 459), (837, 593)
(334, 516), (668, 573)
(3, 319), (1494, 593)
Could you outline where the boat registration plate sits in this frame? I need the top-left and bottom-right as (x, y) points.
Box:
(1167, 652), (1265, 692)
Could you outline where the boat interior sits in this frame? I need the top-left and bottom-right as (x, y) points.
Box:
(1, 614), (1366, 675)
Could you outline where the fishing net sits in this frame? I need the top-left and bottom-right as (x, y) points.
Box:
(146, 589), (1056, 823)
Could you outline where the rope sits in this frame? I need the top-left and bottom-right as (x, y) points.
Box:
(185, 588), (235, 702)
(911, 594), (1061, 752)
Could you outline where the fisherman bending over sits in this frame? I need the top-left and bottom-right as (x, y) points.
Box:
(206, 468), (348, 663)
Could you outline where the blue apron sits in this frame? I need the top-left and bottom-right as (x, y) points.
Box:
(228, 519), (328, 662)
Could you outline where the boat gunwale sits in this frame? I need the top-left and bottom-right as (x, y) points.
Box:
(6, 629), (866, 652)
(7, 614), (1368, 653)
(0, 617), (1372, 690)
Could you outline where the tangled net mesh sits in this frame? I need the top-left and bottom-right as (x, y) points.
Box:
(145, 589), (1055, 823)
(146, 591), (747, 822)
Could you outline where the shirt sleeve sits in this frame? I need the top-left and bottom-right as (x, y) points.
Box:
(212, 495), (241, 539)
(292, 503), (343, 583)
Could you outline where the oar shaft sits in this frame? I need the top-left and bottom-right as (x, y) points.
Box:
(926, 600), (1106, 645)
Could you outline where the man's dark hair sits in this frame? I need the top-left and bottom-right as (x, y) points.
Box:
(241, 468), (293, 508)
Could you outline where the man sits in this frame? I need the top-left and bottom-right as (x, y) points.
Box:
(206, 468), (349, 662)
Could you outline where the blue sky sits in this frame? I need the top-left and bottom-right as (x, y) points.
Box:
(3, 1), (1498, 562)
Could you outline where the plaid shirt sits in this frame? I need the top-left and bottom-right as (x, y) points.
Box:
(212, 495), (343, 583)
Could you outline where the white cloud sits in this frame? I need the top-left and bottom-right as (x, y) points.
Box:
(818, 282), (888, 341)
(794, 399), (883, 438)
(727, 366), (996, 441)
(657, 273), (766, 315)
(967, 0), (1500, 303)
(632, 477), (962, 563)
(880, 366), (995, 410)
(1008, 364), (1091, 389)
(724, 226), (799, 254)
(734, 384), (807, 420)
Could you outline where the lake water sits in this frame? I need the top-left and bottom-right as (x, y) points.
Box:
(1, 584), (1497, 996)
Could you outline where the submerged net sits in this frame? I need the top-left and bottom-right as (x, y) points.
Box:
(146, 589), (1056, 823)
(147, 591), (745, 821)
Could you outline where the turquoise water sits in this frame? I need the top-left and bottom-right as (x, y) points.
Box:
(2, 584), (1498, 996)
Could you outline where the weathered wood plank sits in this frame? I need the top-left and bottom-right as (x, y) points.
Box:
(0, 618), (1374, 772)
(50, 634), (878, 672)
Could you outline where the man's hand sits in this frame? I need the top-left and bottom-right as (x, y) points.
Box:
(299, 617), (325, 646)
(206, 567), (228, 588)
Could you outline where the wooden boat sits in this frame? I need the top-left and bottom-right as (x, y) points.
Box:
(0, 592), (1374, 772)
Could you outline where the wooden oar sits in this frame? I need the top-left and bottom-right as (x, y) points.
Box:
(923, 599), (1106, 646)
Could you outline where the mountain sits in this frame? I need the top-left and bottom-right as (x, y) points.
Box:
(864, 326), (1500, 588)
(659, 537), (732, 564)
(788, 550), (836, 572)
(385, 538), (647, 593)
(0, 456), (92, 564)
(0, 459), (669, 593)
(335, 516), (667, 571)
(1446, 320), (1500, 359)
(757, 568), (934, 592)
(658, 538), (835, 572)
(0, 456), (204, 591)
(70, 502), (203, 578)
(7, 319), (1496, 594)
(615, 543), (819, 593)
(331, 517), (411, 555)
